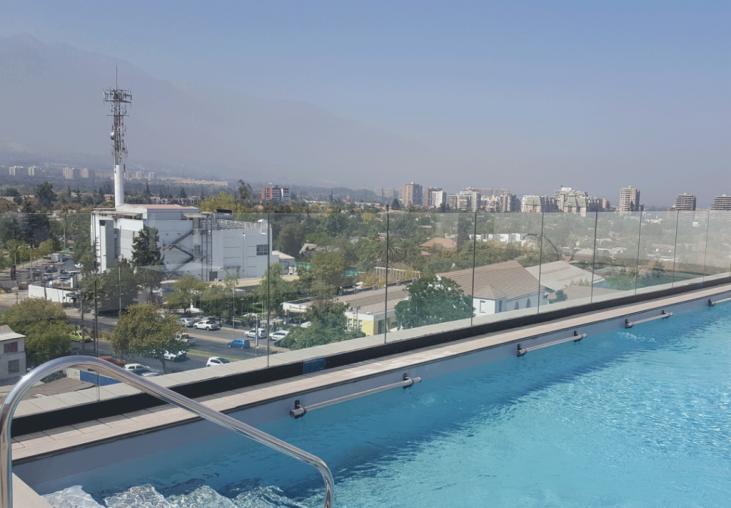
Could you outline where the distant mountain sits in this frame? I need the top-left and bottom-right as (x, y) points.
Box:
(0, 34), (447, 187)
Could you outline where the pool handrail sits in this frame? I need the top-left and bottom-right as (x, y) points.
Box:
(0, 356), (334, 508)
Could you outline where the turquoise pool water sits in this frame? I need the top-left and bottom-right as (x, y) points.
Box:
(38, 305), (731, 507)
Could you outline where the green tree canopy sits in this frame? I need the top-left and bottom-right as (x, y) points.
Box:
(110, 303), (184, 373)
(280, 296), (363, 350)
(166, 273), (208, 311)
(35, 182), (55, 210)
(0, 298), (71, 365)
(79, 258), (140, 311)
(131, 226), (165, 300)
(394, 275), (473, 329)
(254, 263), (299, 316)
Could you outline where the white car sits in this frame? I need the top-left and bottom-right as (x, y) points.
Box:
(206, 357), (231, 367)
(163, 350), (187, 362)
(179, 317), (196, 327)
(270, 330), (289, 341)
(176, 332), (197, 347)
(124, 364), (160, 377)
(244, 328), (267, 339)
(194, 319), (220, 331)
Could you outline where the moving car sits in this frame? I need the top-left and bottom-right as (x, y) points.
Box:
(244, 328), (267, 339)
(227, 339), (250, 349)
(123, 363), (160, 376)
(163, 350), (187, 362)
(179, 317), (196, 327)
(175, 332), (197, 347)
(206, 357), (231, 367)
(194, 319), (220, 331)
(270, 330), (288, 341)
(70, 330), (92, 343)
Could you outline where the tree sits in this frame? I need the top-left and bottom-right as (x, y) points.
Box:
(131, 226), (165, 301)
(35, 182), (55, 210)
(274, 222), (307, 258)
(280, 296), (364, 350)
(237, 179), (253, 203)
(0, 299), (72, 365)
(254, 263), (299, 317)
(391, 199), (401, 210)
(110, 304), (185, 373)
(394, 275), (473, 329)
(298, 251), (347, 295)
(179, 187), (187, 199)
(79, 258), (140, 310)
(549, 289), (568, 304)
(166, 273), (207, 311)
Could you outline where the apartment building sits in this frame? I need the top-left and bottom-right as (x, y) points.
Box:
(401, 183), (423, 207)
(674, 193), (696, 211)
(261, 185), (291, 203)
(712, 194), (731, 211)
(619, 186), (641, 212)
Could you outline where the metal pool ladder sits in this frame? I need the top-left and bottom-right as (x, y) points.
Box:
(0, 356), (335, 508)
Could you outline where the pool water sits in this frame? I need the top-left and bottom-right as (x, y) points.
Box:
(39, 305), (731, 507)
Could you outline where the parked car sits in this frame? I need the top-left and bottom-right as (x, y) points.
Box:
(179, 317), (196, 327)
(194, 319), (220, 331)
(70, 330), (92, 343)
(227, 339), (250, 349)
(163, 350), (187, 362)
(206, 357), (231, 367)
(270, 330), (288, 341)
(138, 369), (161, 377)
(244, 328), (267, 339)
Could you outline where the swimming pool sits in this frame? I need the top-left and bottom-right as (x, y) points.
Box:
(32, 304), (731, 507)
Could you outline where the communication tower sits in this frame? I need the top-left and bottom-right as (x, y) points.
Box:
(104, 74), (132, 207)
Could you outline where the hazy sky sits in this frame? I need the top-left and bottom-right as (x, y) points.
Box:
(1, 1), (730, 205)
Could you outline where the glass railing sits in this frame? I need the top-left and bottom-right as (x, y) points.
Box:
(1, 209), (730, 404)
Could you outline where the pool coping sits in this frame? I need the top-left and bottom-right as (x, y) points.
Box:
(12, 280), (731, 466)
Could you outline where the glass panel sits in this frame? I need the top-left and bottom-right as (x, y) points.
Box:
(538, 211), (598, 312)
(471, 211), (543, 326)
(591, 211), (643, 302)
(636, 210), (677, 294)
(386, 212), (473, 342)
(672, 210), (708, 287)
(269, 211), (370, 356)
(704, 211), (731, 281)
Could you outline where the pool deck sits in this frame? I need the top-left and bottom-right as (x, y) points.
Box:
(12, 281), (731, 467)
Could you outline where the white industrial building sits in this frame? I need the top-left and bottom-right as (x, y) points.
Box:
(91, 204), (277, 281)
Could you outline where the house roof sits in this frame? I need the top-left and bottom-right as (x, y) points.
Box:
(525, 261), (604, 292)
(438, 260), (543, 301)
(560, 285), (621, 301)
(0, 325), (25, 342)
(420, 238), (457, 249)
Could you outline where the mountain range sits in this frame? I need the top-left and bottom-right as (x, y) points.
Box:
(0, 34), (449, 188)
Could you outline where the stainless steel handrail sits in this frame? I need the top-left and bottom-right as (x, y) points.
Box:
(625, 310), (672, 328)
(0, 356), (334, 508)
(709, 296), (731, 307)
(517, 331), (586, 357)
(290, 374), (421, 419)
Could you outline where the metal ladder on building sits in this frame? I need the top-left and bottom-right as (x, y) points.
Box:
(0, 356), (334, 508)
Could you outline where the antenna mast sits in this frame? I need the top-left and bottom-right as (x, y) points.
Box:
(104, 73), (132, 206)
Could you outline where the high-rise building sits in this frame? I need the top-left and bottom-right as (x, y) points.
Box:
(619, 186), (640, 212)
(554, 187), (601, 215)
(711, 194), (731, 211)
(422, 187), (442, 207)
(601, 198), (611, 210)
(79, 168), (96, 179)
(401, 183), (423, 207)
(497, 193), (520, 213)
(431, 190), (447, 208)
(477, 188), (493, 197)
(446, 194), (458, 210)
(383, 188), (396, 199)
(494, 188), (509, 196)
(674, 193), (696, 211)
(458, 188), (481, 211)
(62, 167), (79, 180)
(261, 185), (290, 203)
(521, 195), (557, 213)
(27, 166), (37, 176)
